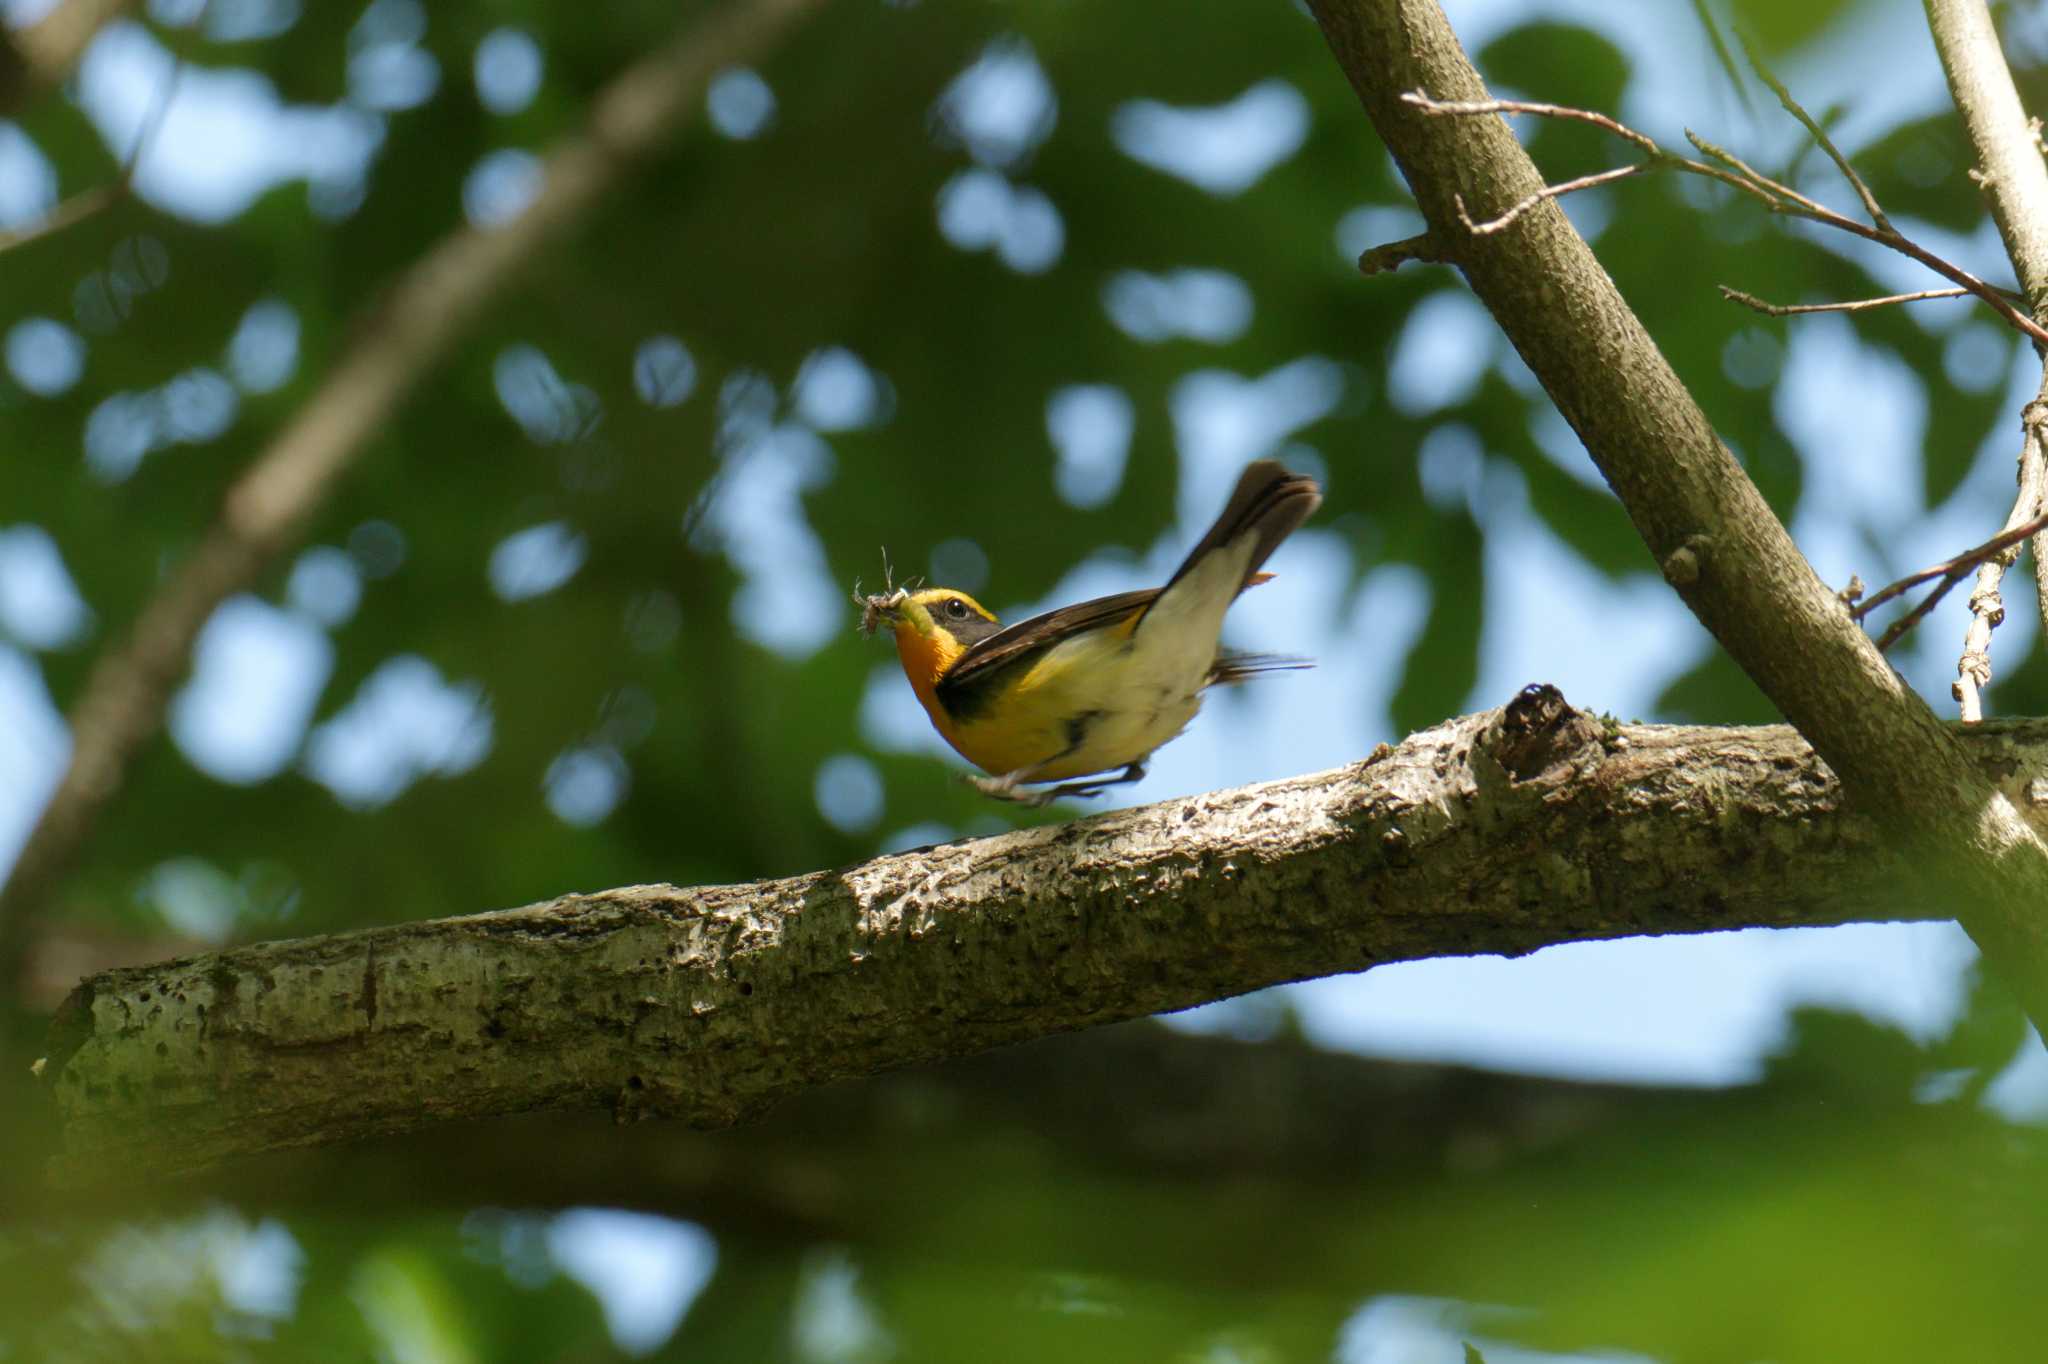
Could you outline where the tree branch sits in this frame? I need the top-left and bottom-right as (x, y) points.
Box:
(0, 0), (134, 118)
(1403, 91), (2048, 347)
(1739, 36), (1891, 232)
(1921, 1), (2048, 658)
(1923, 0), (2048, 314)
(45, 687), (2030, 1180)
(1849, 503), (2048, 652)
(1950, 424), (2048, 716)
(22, 1020), (1705, 1226)
(0, 25), (182, 256)
(0, 0), (828, 998)
(1305, 0), (2048, 1025)
(1718, 285), (1975, 318)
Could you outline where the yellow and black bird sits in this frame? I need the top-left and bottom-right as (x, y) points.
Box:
(859, 460), (1322, 804)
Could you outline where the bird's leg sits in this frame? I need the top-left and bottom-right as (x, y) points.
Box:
(971, 760), (1150, 807)
(966, 769), (1032, 803)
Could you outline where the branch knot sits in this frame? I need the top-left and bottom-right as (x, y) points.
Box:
(1661, 535), (1712, 588)
(1491, 684), (1603, 782)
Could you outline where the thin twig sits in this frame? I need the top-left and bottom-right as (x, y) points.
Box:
(0, 184), (120, 253)
(1686, 128), (1837, 220)
(1403, 91), (1780, 209)
(1457, 164), (1644, 235)
(1402, 93), (1658, 155)
(1852, 509), (2048, 621)
(1854, 507), (2048, 653)
(1402, 88), (2048, 349)
(0, 0), (830, 998)
(1690, 0), (1756, 120)
(1719, 285), (1974, 317)
(1953, 448), (2048, 719)
(0, 29), (183, 256)
(1739, 35), (1891, 231)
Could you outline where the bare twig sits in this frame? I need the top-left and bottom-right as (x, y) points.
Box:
(1851, 511), (2048, 620)
(1690, 0), (1756, 120)
(1402, 88), (2048, 348)
(0, 22), (185, 257)
(1719, 285), (1974, 317)
(1457, 164), (1644, 236)
(1402, 93), (1656, 155)
(1853, 506), (2048, 655)
(1739, 37), (1891, 231)
(1953, 436), (2048, 718)
(0, 184), (120, 253)
(1686, 127), (1838, 220)
(0, 0), (829, 998)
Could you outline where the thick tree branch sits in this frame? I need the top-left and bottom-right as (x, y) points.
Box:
(0, 0), (828, 997)
(1305, 0), (2048, 1026)
(21, 1022), (1700, 1226)
(51, 688), (2048, 1180)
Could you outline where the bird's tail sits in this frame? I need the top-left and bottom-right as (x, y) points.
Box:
(1207, 649), (1313, 687)
(1156, 460), (1324, 602)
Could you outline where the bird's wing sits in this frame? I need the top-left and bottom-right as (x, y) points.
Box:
(934, 589), (1158, 720)
(1142, 460), (1322, 622)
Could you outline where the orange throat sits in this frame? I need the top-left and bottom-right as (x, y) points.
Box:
(890, 619), (966, 732)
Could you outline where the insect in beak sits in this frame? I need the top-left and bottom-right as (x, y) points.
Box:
(854, 549), (913, 637)
(856, 585), (908, 636)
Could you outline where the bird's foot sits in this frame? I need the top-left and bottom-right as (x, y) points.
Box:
(969, 761), (1149, 807)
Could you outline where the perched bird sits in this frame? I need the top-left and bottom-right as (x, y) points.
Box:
(859, 460), (1322, 804)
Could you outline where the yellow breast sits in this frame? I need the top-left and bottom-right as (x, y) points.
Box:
(929, 629), (1205, 781)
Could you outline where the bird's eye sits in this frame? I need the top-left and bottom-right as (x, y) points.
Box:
(945, 598), (969, 619)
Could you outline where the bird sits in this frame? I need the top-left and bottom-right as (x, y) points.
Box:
(858, 459), (1323, 805)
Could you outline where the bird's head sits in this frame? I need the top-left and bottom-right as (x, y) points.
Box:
(857, 586), (1001, 690)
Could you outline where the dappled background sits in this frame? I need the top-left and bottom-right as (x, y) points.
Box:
(5, 0), (2048, 1358)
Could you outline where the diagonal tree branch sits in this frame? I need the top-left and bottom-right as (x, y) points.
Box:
(1922, 0), (2048, 669)
(1304, 0), (2048, 1027)
(2, 23), (184, 256)
(45, 687), (2041, 1180)
(0, 0), (134, 118)
(1924, 0), (2048, 313)
(0, 0), (829, 1000)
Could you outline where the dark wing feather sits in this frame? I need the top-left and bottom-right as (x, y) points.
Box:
(934, 589), (1157, 720)
(1144, 460), (1322, 621)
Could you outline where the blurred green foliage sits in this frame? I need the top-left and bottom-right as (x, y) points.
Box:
(6, 983), (2046, 1362)
(6, 0), (2048, 1358)
(5, 0), (2030, 933)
